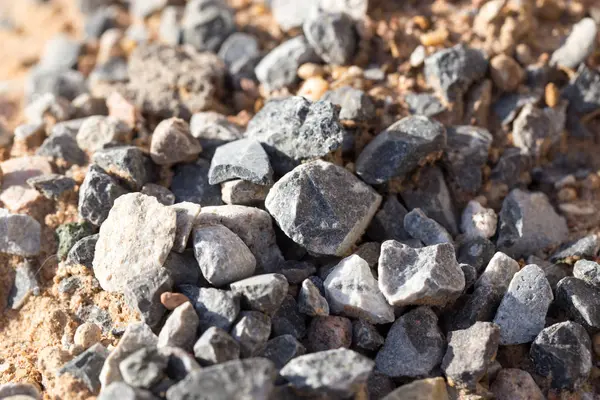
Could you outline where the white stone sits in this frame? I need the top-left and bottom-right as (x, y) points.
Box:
(461, 200), (497, 239)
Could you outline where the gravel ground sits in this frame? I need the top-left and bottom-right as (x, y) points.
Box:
(1, 0), (600, 399)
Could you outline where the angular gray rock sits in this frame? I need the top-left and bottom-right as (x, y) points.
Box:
(230, 274), (288, 315)
(555, 277), (600, 329)
(442, 125), (493, 203)
(100, 323), (158, 388)
(457, 236), (496, 273)
(246, 97), (343, 174)
(404, 92), (446, 117)
(208, 139), (273, 185)
(322, 87), (376, 121)
(92, 146), (154, 191)
(58, 343), (109, 393)
(193, 224), (256, 286)
(424, 43), (489, 103)
(530, 321), (592, 390)
(37, 131), (87, 166)
(0, 208), (41, 257)
(221, 180), (270, 206)
(258, 334), (306, 369)
(497, 189), (569, 258)
(123, 269), (172, 330)
(512, 103), (563, 158)
(218, 32), (260, 83)
(356, 116), (447, 185)
(266, 160), (381, 256)
(573, 260), (600, 286)
(352, 320), (385, 352)
(193, 326), (240, 366)
(319, 0), (369, 20)
(324, 255), (394, 324)
(298, 278), (329, 317)
(119, 347), (167, 389)
(78, 165), (129, 226)
(551, 234), (600, 263)
(476, 252), (520, 293)
(166, 358), (276, 400)
(378, 241), (465, 307)
(231, 311), (272, 357)
(279, 348), (374, 398)
(254, 36), (318, 92)
(195, 205), (282, 272)
(170, 160), (222, 206)
(92, 193), (176, 292)
(303, 11), (356, 65)
(271, 295), (307, 339)
(441, 322), (500, 389)
(375, 307), (445, 378)
(169, 202), (201, 253)
(7, 261), (40, 310)
(493, 265), (553, 344)
(179, 285), (240, 332)
(150, 118), (202, 165)
(67, 234), (98, 269)
(403, 208), (453, 246)
(76, 116), (131, 152)
(181, 0), (235, 53)
(27, 174), (76, 200)
(400, 165), (458, 235)
(158, 302), (200, 351)
(550, 17), (597, 69)
(490, 369), (544, 400)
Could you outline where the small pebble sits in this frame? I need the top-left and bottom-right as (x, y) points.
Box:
(74, 323), (102, 350)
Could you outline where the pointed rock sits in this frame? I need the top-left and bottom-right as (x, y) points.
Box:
(209, 139), (273, 185)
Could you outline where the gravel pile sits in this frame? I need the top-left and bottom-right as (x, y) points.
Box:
(1, 0), (600, 399)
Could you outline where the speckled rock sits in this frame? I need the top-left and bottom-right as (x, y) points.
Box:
(246, 97), (343, 174)
(404, 208), (454, 246)
(530, 321), (592, 390)
(92, 146), (154, 191)
(550, 234), (600, 263)
(230, 274), (288, 315)
(367, 195), (411, 242)
(497, 189), (568, 258)
(254, 36), (318, 92)
(119, 347), (167, 389)
(27, 174), (76, 200)
(266, 160), (381, 256)
(76, 116), (132, 152)
(92, 193), (176, 292)
(573, 259), (600, 286)
(100, 323), (158, 388)
(78, 165), (129, 226)
(208, 139), (273, 185)
(279, 348), (374, 398)
(67, 234), (98, 268)
(298, 278), (329, 317)
(322, 87), (376, 121)
(271, 295), (307, 339)
(193, 224), (256, 286)
(356, 116), (447, 185)
(441, 322), (500, 389)
(193, 327), (240, 366)
(493, 265), (553, 344)
(0, 209), (41, 257)
(179, 285), (240, 332)
(56, 221), (95, 261)
(181, 0), (235, 53)
(307, 315), (352, 352)
(158, 302), (200, 351)
(352, 320), (384, 352)
(303, 11), (356, 65)
(375, 307), (445, 378)
(424, 43), (489, 103)
(123, 268), (173, 330)
(218, 32), (260, 83)
(221, 180), (270, 206)
(555, 277), (600, 329)
(324, 255), (394, 324)
(58, 343), (109, 393)
(196, 205), (282, 272)
(150, 118), (202, 165)
(258, 335), (306, 369)
(378, 241), (465, 307)
(189, 111), (243, 158)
